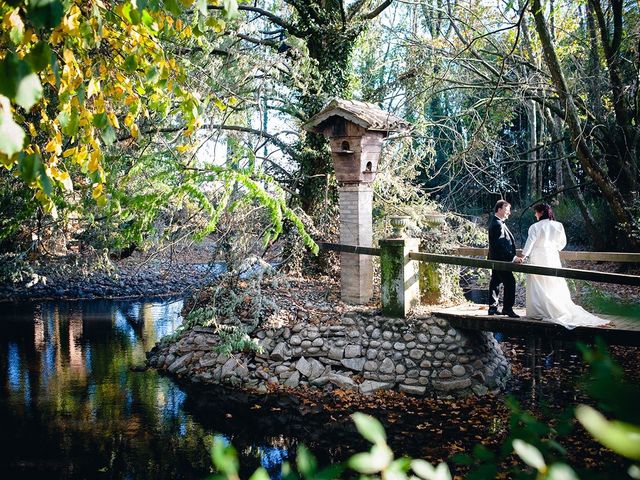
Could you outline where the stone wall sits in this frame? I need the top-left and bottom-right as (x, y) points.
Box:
(146, 313), (510, 398)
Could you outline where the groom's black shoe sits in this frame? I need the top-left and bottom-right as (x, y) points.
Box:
(488, 307), (500, 316)
(502, 309), (520, 318)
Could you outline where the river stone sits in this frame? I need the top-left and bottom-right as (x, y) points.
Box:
(417, 333), (429, 343)
(382, 331), (393, 340)
(452, 365), (466, 377)
(301, 340), (312, 348)
(366, 349), (378, 360)
(395, 364), (406, 375)
(359, 380), (394, 395)
(409, 349), (425, 360)
(328, 373), (357, 389)
(393, 342), (405, 351)
(167, 352), (193, 373)
(345, 345), (361, 358)
(369, 340), (381, 348)
(271, 342), (289, 361)
(371, 328), (381, 339)
(438, 369), (453, 379)
(380, 358), (395, 374)
(399, 384), (426, 396)
(284, 371), (300, 388)
(307, 358), (325, 381)
(290, 335), (302, 346)
(236, 364), (249, 379)
(296, 357), (311, 377)
(199, 355), (218, 368)
(328, 346), (344, 361)
(428, 326), (445, 336)
(311, 376), (330, 387)
(364, 360), (378, 371)
(341, 357), (366, 372)
(312, 338), (324, 347)
(434, 351), (446, 360)
(382, 341), (393, 350)
(221, 357), (237, 378)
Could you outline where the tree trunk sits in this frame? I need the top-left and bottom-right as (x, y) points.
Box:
(530, 0), (640, 250)
(544, 107), (604, 248)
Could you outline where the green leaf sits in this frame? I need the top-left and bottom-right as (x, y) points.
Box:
(0, 52), (42, 110)
(19, 153), (41, 184)
(163, 0), (182, 16)
(0, 96), (26, 156)
(26, 42), (53, 72)
(546, 463), (579, 480)
(411, 459), (436, 479)
(100, 125), (116, 146)
(433, 463), (452, 480)
(222, 0), (238, 19)
(92, 111), (108, 129)
(57, 109), (80, 137)
(472, 444), (495, 461)
(10, 26), (24, 44)
(38, 161), (53, 195)
(248, 467), (270, 480)
(575, 405), (640, 460)
(296, 445), (317, 478)
(210, 436), (238, 476)
(352, 413), (387, 445)
(124, 55), (138, 73)
(512, 439), (546, 470)
(347, 444), (393, 474)
(27, 0), (65, 30)
(195, 0), (207, 16)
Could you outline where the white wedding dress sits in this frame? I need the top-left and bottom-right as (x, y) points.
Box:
(522, 219), (609, 329)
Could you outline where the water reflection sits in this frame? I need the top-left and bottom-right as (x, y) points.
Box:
(0, 298), (216, 479)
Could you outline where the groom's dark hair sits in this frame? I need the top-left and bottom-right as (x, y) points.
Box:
(494, 200), (510, 212)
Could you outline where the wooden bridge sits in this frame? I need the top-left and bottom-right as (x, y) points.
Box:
(320, 242), (640, 346)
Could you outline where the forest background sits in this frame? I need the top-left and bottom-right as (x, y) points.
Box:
(1, 0), (639, 273)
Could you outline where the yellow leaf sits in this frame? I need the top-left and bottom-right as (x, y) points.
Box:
(92, 183), (103, 199)
(88, 150), (101, 172)
(176, 144), (191, 153)
(63, 48), (75, 65)
(62, 147), (77, 158)
(107, 111), (120, 129)
(45, 138), (61, 155)
(0, 154), (18, 169)
(28, 123), (37, 136)
(62, 5), (81, 33)
(3, 8), (24, 33)
(130, 123), (139, 138)
(87, 78), (99, 99)
(51, 29), (63, 45)
(76, 147), (88, 165)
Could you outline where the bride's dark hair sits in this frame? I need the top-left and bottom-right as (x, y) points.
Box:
(533, 203), (555, 221)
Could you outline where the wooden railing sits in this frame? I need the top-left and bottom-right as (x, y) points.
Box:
(319, 242), (640, 287)
(453, 247), (640, 263)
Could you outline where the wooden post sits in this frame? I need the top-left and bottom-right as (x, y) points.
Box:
(380, 238), (420, 317)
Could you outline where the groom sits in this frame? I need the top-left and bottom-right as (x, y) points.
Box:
(487, 200), (520, 318)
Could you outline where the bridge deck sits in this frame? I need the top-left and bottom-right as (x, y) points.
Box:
(432, 304), (640, 347)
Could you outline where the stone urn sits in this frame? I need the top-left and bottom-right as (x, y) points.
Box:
(423, 212), (446, 229)
(389, 215), (412, 238)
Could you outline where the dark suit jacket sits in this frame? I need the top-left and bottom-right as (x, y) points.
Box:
(488, 215), (516, 261)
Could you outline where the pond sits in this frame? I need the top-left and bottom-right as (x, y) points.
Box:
(0, 297), (627, 479)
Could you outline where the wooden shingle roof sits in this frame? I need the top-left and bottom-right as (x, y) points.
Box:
(303, 98), (411, 133)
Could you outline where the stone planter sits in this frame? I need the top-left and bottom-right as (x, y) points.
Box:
(388, 215), (412, 238)
(423, 212), (446, 229)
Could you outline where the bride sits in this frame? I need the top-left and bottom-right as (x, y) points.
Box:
(519, 203), (609, 329)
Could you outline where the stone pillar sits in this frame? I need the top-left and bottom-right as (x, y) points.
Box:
(339, 184), (373, 304)
(380, 238), (420, 317)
